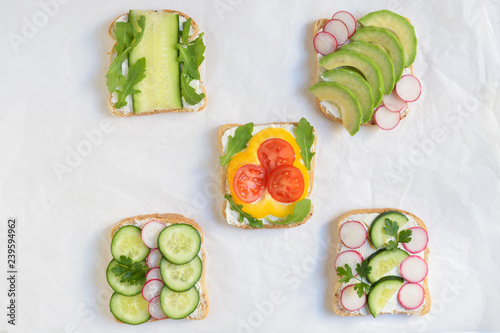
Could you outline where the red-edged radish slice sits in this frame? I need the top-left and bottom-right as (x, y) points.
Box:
(142, 279), (164, 302)
(374, 106), (401, 130)
(141, 221), (166, 249)
(339, 221), (367, 249)
(398, 283), (425, 310)
(332, 11), (357, 37)
(335, 250), (363, 277)
(399, 256), (428, 283)
(149, 295), (168, 320)
(341, 284), (367, 311)
(146, 267), (162, 282)
(323, 19), (349, 45)
(403, 227), (429, 254)
(147, 248), (162, 269)
(314, 31), (338, 55)
(383, 90), (407, 112)
(395, 75), (421, 102)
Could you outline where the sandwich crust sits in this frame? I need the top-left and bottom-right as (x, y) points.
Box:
(107, 10), (207, 117)
(110, 213), (209, 322)
(332, 208), (430, 316)
(217, 123), (317, 229)
(312, 19), (413, 125)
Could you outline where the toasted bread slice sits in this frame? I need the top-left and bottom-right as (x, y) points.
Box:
(333, 208), (430, 316)
(110, 213), (209, 322)
(218, 122), (317, 229)
(312, 19), (413, 125)
(107, 10), (207, 117)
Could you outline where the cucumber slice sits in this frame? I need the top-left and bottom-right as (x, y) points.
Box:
(369, 210), (409, 248)
(111, 226), (150, 263)
(160, 285), (200, 319)
(129, 10), (182, 113)
(366, 248), (409, 283)
(160, 256), (203, 292)
(106, 259), (144, 296)
(158, 224), (201, 265)
(367, 276), (404, 317)
(109, 292), (151, 325)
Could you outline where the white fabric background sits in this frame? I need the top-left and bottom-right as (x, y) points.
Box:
(1, 0), (499, 332)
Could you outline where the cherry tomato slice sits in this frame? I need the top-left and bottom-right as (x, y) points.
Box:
(233, 164), (268, 203)
(257, 138), (295, 173)
(267, 165), (305, 203)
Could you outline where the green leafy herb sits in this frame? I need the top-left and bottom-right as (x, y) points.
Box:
(225, 194), (263, 229)
(295, 118), (316, 170)
(220, 123), (254, 166)
(273, 199), (311, 225)
(383, 218), (412, 251)
(111, 256), (148, 286)
(336, 260), (372, 298)
(180, 73), (205, 105)
(106, 15), (146, 94)
(177, 20), (206, 106)
(114, 57), (146, 108)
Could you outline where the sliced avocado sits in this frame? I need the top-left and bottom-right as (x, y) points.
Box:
(350, 26), (405, 82)
(359, 10), (417, 67)
(319, 50), (384, 107)
(367, 276), (404, 317)
(342, 41), (395, 95)
(322, 68), (374, 123)
(310, 82), (362, 136)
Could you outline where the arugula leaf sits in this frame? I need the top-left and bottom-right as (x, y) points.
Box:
(294, 118), (316, 170)
(177, 44), (200, 79)
(383, 218), (413, 251)
(336, 261), (372, 298)
(180, 73), (205, 105)
(106, 15), (146, 94)
(181, 18), (192, 45)
(188, 33), (206, 67)
(274, 199), (311, 225)
(225, 194), (263, 229)
(220, 123), (254, 166)
(111, 256), (148, 286)
(114, 57), (146, 108)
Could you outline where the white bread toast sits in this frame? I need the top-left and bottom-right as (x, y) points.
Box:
(333, 208), (430, 316)
(107, 10), (207, 117)
(110, 213), (209, 322)
(313, 19), (413, 125)
(218, 122), (317, 229)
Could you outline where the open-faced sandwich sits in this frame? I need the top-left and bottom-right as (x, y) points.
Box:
(106, 214), (209, 324)
(310, 10), (422, 135)
(218, 118), (317, 229)
(333, 208), (430, 317)
(106, 10), (206, 116)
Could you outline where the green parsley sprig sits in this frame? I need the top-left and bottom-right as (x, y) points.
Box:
(111, 256), (149, 286)
(337, 260), (372, 298)
(383, 219), (412, 251)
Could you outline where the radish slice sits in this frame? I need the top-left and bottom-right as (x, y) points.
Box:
(383, 90), (407, 112)
(147, 248), (162, 268)
(149, 295), (168, 320)
(341, 284), (366, 311)
(314, 31), (338, 55)
(374, 106), (401, 130)
(323, 19), (349, 46)
(399, 256), (428, 283)
(141, 221), (166, 249)
(339, 221), (367, 249)
(332, 11), (357, 37)
(395, 75), (422, 102)
(146, 267), (162, 282)
(142, 279), (164, 302)
(403, 227), (429, 254)
(335, 250), (363, 277)
(398, 283), (425, 310)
